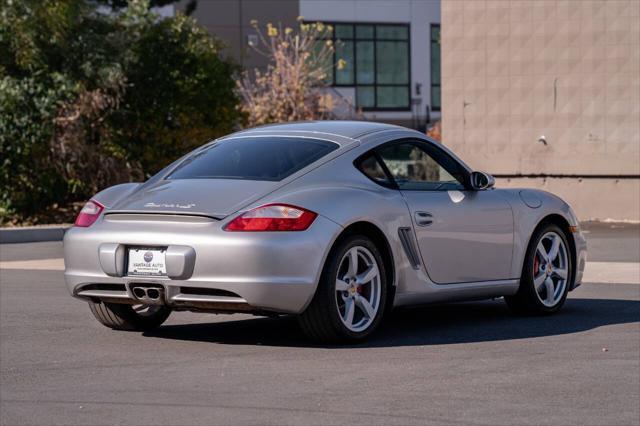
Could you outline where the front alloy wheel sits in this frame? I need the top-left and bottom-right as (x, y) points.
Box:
(505, 223), (572, 314)
(532, 231), (570, 307)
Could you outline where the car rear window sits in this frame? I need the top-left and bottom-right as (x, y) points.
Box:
(167, 137), (339, 181)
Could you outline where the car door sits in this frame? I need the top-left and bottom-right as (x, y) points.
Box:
(375, 139), (514, 284)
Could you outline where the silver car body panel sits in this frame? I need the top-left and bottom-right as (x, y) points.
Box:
(64, 121), (587, 314)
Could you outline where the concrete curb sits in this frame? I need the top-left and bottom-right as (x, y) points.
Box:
(0, 226), (70, 244)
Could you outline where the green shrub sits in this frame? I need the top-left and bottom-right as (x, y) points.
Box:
(0, 0), (242, 223)
(0, 73), (76, 218)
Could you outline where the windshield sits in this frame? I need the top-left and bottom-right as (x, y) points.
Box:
(167, 137), (339, 182)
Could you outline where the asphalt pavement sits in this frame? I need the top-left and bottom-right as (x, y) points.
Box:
(1, 223), (639, 425)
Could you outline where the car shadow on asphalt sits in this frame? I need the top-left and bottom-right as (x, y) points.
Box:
(142, 298), (640, 348)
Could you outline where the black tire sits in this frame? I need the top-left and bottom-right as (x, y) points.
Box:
(298, 234), (388, 343)
(505, 223), (572, 315)
(88, 301), (171, 331)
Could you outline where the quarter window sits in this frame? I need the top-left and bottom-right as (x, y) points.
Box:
(356, 154), (392, 186)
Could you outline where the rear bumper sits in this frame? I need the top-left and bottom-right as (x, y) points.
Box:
(63, 214), (341, 314)
(65, 276), (320, 314)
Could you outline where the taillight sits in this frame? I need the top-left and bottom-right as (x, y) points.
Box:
(225, 204), (317, 232)
(74, 200), (104, 227)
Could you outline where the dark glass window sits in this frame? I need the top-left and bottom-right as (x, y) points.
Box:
(355, 41), (374, 84)
(356, 86), (375, 108)
(376, 141), (466, 191)
(317, 22), (411, 110)
(356, 154), (391, 185)
(335, 41), (354, 85)
(376, 26), (409, 40)
(376, 41), (409, 85)
(168, 137), (338, 182)
(377, 86), (409, 109)
(335, 24), (353, 39)
(430, 24), (441, 111)
(355, 25), (373, 38)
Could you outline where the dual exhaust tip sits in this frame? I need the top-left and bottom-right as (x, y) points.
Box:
(130, 285), (164, 304)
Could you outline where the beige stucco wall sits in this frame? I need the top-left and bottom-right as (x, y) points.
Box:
(441, 0), (639, 221)
(496, 177), (640, 222)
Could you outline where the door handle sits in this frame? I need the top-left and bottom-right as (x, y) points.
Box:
(415, 211), (433, 226)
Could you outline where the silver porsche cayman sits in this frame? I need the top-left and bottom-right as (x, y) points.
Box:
(64, 121), (587, 342)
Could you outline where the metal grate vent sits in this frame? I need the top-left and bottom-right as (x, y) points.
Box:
(398, 227), (421, 270)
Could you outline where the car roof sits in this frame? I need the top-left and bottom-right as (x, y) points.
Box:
(231, 120), (406, 141)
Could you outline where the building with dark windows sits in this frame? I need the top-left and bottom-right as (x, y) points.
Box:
(174, 0), (441, 128)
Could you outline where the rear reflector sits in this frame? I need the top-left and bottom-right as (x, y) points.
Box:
(224, 204), (317, 232)
(74, 200), (104, 227)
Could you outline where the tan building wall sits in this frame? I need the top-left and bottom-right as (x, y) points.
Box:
(441, 0), (640, 221)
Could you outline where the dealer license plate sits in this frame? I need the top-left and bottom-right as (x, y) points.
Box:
(127, 247), (167, 276)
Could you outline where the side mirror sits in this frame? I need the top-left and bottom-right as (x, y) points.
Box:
(470, 171), (495, 190)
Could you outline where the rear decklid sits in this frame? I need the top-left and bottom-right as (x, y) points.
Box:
(109, 178), (279, 219)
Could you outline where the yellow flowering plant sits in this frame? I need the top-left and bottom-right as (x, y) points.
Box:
(237, 20), (359, 126)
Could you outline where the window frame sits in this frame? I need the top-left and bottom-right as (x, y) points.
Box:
(430, 23), (441, 112)
(354, 138), (472, 191)
(316, 21), (412, 112)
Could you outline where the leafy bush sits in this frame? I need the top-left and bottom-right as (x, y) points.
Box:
(0, 73), (76, 218)
(426, 120), (441, 142)
(236, 20), (358, 127)
(0, 0), (241, 223)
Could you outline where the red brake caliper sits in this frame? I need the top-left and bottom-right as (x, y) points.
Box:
(534, 254), (540, 276)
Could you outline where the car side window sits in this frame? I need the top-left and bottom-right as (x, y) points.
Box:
(376, 141), (466, 191)
(356, 153), (393, 186)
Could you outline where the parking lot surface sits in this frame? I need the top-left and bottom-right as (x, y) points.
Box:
(1, 223), (639, 425)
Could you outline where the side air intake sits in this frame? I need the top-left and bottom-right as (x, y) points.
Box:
(398, 227), (421, 270)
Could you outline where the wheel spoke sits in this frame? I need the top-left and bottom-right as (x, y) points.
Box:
(536, 242), (549, 263)
(544, 277), (555, 303)
(548, 235), (561, 262)
(553, 268), (568, 280)
(534, 273), (547, 291)
(356, 264), (379, 285)
(347, 248), (358, 276)
(343, 297), (355, 326)
(355, 295), (375, 319)
(336, 279), (349, 291)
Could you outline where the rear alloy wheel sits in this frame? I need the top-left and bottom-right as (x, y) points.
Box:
(336, 246), (383, 333)
(88, 301), (171, 331)
(299, 235), (387, 343)
(505, 224), (572, 314)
